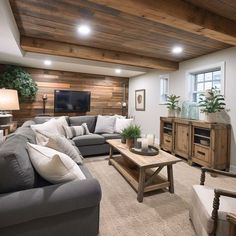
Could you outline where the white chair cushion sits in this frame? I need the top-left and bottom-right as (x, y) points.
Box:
(115, 118), (133, 133)
(190, 185), (236, 234)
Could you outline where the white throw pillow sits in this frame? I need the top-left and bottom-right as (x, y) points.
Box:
(55, 116), (69, 136)
(34, 130), (83, 164)
(63, 123), (90, 139)
(27, 143), (86, 184)
(31, 118), (60, 135)
(115, 118), (133, 133)
(94, 115), (116, 134)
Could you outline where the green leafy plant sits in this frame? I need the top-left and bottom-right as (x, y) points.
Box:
(121, 125), (141, 139)
(165, 94), (181, 111)
(0, 65), (38, 102)
(198, 87), (225, 113)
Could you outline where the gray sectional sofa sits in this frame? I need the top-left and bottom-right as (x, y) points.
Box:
(33, 115), (121, 156)
(0, 117), (105, 236)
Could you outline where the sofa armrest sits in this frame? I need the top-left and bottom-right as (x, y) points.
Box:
(0, 178), (101, 228)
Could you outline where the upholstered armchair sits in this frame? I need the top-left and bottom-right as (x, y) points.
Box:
(190, 167), (236, 236)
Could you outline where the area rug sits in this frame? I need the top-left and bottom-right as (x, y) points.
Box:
(85, 156), (236, 236)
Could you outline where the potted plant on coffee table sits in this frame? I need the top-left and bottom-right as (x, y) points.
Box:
(198, 87), (226, 123)
(121, 125), (141, 148)
(165, 94), (181, 117)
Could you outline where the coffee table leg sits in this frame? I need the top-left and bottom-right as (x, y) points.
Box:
(167, 165), (174, 193)
(108, 146), (113, 165)
(137, 168), (146, 202)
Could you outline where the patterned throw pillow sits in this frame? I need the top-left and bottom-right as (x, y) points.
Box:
(63, 123), (90, 139)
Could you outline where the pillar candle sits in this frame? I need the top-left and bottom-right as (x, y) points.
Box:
(141, 138), (148, 152)
(147, 134), (155, 145)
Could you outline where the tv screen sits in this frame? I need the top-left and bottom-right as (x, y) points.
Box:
(54, 90), (91, 113)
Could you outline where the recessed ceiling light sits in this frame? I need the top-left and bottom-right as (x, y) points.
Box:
(44, 60), (52, 66)
(115, 69), (121, 74)
(172, 46), (183, 54)
(77, 25), (91, 36)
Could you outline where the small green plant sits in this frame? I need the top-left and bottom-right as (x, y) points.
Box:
(121, 125), (141, 139)
(198, 87), (225, 113)
(165, 94), (181, 111)
(0, 65), (38, 102)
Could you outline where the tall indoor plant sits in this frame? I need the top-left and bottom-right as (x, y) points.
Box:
(198, 87), (226, 122)
(0, 65), (38, 102)
(165, 94), (181, 117)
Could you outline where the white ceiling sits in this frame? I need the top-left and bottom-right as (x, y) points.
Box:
(0, 0), (148, 78)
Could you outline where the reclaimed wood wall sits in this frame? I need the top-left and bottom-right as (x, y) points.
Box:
(0, 65), (129, 124)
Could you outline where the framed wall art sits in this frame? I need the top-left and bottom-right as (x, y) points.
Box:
(135, 89), (145, 111)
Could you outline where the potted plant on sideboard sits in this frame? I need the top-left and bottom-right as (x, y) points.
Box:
(165, 94), (181, 117)
(198, 87), (228, 123)
(121, 125), (141, 148)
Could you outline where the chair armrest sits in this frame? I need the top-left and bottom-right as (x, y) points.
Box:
(211, 188), (236, 235)
(0, 178), (101, 228)
(200, 167), (236, 185)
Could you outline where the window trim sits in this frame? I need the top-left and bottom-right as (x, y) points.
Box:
(159, 74), (169, 105)
(185, 62), (225, 102)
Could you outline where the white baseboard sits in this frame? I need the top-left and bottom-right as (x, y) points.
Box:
(230, 165), (236, 173)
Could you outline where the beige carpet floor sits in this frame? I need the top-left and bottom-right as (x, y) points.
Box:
(85, 156), (236, 236)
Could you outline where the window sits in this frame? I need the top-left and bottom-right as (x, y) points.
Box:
(160, 75), (169, 104)
(188, 62), (225, 102)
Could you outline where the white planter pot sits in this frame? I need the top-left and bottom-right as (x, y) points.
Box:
(204, 111), (230, 124)
(168, 110), (175, 117)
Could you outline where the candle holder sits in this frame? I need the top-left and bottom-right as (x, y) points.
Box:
(42, 94), (48, 114)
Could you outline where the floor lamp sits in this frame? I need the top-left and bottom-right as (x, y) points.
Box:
(0, 89), (20, 125)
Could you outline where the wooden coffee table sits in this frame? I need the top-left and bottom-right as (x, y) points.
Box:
(107, 139), (182, 202)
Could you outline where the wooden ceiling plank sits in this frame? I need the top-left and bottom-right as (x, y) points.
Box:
(87, 0), (236, 45)
(21, 36), (179, 71)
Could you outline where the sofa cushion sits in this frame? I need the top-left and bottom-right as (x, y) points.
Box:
(31, 118), (61, 135)
(33, 116), (53, 124)
(72, 134), (105, 147)
(191, 185), (236, 234)
(115, 118), (133, 133)
(69, 116), (97, 133)
(0, 134), (37, 193)
(101, 133), (121, 140)
(14, 126), (37, 144)
(94, 115), (116, 134)
(35, 130), (83, 164)
(33, 116), (70, 124)
(27, 143), (86, 184)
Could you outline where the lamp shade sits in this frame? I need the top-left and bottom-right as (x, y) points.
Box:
(0, 89), (20, 110)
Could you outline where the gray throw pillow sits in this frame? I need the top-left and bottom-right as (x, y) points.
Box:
(35, 130), (83, 164)
(0, 134), (37, 193)
(94, 115), (116, 134)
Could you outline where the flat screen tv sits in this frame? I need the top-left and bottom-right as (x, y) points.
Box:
(54, 90), (91, 113)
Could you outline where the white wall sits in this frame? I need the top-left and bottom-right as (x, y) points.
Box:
(129, 46), (236, 170)
(128, 71), (168, 142)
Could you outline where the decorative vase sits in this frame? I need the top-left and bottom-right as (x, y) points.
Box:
(126, 138), (135, 148)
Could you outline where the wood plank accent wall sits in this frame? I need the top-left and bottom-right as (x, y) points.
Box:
(0, 65), (129, 124)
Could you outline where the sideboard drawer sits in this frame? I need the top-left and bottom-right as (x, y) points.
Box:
(193, 144), (210, 163)
(163, 134), (172, 151)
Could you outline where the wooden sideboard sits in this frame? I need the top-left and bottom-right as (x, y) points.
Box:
(160, 117), (231, 170)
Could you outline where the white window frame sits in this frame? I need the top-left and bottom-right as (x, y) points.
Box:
(185, 62), (225, 102)
(159, 74), (169, 104)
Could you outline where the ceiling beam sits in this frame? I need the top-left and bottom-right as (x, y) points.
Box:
(21, 37), (178, 71)
(88, 0), (236, 46)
